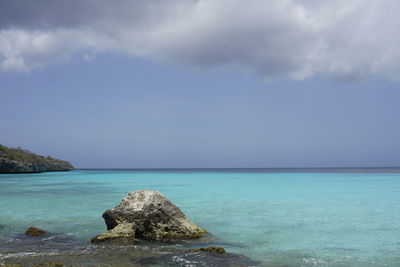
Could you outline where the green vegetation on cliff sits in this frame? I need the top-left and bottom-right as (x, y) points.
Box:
(0, 145), (74, 174)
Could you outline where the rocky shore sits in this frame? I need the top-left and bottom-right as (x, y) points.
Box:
(0, 190), (261, 266)
(1, 239), (260, 266)
(0, 145), (73, 174)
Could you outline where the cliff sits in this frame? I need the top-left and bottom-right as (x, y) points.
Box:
(0, 145), (74, 174)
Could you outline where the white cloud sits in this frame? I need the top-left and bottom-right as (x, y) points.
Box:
(0, 29), (115, 71)
(0, 0), (399, 81)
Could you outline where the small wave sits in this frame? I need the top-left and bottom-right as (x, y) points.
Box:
(0, 251), (60, 259)
(303, 257), (328, 267)
(41, 236), (56, 241)
(323, 247), (359, 252)
(172, 254), (199, 266)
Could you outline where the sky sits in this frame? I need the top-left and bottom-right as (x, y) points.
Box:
(1, 0), (400, 168)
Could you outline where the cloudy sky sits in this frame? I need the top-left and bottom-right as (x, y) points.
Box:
(1, 0), (400, 168)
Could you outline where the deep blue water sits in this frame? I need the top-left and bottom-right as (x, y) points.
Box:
(1, 169), (400, 266)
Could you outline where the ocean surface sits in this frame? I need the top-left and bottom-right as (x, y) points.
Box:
(1, 168), (400, 266)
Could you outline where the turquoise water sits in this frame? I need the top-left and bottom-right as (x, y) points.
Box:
(1, 169), (400, 266)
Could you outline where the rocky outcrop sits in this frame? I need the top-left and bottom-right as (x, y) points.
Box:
(92, 190), (207, 242)
(0, 145), (73, 174)
(0, 158), (73, 173)
(25, 226), (47, 237)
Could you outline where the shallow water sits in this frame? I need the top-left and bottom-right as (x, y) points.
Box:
(1, 169), (400, 266)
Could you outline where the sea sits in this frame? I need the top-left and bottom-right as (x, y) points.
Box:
(1, 168), (400, 266)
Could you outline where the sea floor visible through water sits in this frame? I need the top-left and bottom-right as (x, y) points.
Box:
(1, 168), (400, 266)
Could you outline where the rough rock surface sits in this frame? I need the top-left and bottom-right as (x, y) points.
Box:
(91, 223), (135, 243)
(93, 190), (207, 242)
(25, 226), (47, 237)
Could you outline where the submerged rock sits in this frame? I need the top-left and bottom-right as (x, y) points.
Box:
(6, 264), (64, 267)
(136, 249), (260, 266)
(33, 263), (64, 267)
(92, 190), (207, 242)
(25, 226), (47, 237)
(191, 246), (226, 254)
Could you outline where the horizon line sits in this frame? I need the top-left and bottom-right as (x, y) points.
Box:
(75, 166), (400, 170)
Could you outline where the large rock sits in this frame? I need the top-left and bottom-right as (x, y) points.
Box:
(92, 190), (207, 242)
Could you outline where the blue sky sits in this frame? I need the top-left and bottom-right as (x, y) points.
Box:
(1, 0), (400, 168)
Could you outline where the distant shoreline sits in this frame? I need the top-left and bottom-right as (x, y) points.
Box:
(72, 167), (400, 173)
(0, 144), (74, 174)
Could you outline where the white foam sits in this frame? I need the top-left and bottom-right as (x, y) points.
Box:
(302, 257), (328, 267)
(172, 255), (199, 267)
(0, 251), (60, 259)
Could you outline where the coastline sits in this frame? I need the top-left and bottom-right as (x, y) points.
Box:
(0, 145), (74, 174)
(0, 230), (260, 266)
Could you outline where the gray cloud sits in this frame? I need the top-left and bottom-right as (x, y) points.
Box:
(0, 0), (399, 81)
